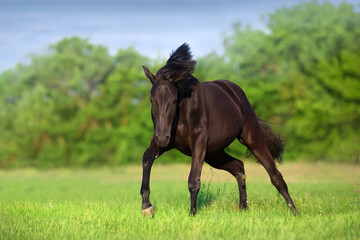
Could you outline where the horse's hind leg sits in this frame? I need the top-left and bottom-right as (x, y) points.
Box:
(240, 126), (297, 212)
(205, 151), (248, 209)
(252, 146), (296, 212)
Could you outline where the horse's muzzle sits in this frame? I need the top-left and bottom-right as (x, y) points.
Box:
(155, 134), (170, 148)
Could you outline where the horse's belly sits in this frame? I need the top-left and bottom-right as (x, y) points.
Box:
(174, 120), (240, 155)
(207, 125), (240, 152)
(174, 135), (236, 156)
(206, 100), (243, 152)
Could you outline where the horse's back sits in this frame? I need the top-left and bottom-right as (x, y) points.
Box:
(202, 80), (251, 117)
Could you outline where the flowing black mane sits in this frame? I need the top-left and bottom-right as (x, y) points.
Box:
(166, 43), (196, 74)
(157, 43), (197, 84)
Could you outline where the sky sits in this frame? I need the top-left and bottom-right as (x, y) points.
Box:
(0, 0), (359, 73)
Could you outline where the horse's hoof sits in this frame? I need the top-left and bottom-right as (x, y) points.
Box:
(141, 206), (155, 218)
(287, 203), (298, 215)
(240, 205), (248, 210)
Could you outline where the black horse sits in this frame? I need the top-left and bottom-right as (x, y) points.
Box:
(140, 43), (296, 216)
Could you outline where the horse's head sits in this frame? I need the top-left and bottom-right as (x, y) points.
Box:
(142, 43), (196, 147)
(143, 66), (178, 147)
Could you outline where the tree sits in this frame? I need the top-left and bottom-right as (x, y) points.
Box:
(0, 1), (359, 166)
(223, 1), (360, 162)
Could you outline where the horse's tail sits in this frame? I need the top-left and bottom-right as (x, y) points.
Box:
(258, 119), (285, 164)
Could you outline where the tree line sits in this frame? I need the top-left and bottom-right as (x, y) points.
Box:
(0, 1), (358, 167)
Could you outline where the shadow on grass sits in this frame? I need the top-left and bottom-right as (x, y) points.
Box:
(197, 169), (228, 210)
(197, 181), (218, 210)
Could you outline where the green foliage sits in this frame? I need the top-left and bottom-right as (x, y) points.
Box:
(0, 37), (154, 166)
(222, 1), (360, 162)
(0, 2), (359, 166)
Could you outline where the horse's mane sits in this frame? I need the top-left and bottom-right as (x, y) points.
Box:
(157, 43), (197, 82)
(166, 43), (197, 74)
(155, 43), (199, 98)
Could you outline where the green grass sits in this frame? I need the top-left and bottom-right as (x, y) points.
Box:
(0, 162), (359, 240)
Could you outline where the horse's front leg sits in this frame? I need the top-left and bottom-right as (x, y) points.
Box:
(188, 133), (207, 215)
(140, 139), (162, 216)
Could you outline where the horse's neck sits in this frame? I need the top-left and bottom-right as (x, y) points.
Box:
(178, 76), (199, 99)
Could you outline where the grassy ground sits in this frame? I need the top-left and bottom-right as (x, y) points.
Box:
(0, 162), (359, 239)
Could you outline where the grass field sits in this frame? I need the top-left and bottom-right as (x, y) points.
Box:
(0, 162), (359, 239)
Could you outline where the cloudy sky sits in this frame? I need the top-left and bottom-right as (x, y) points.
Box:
(0, 0), (358, 72)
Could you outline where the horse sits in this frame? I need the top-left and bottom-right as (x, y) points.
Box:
(140, 43), (297, 216)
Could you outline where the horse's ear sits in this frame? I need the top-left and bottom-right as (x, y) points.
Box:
(142, 66), (155, 84)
